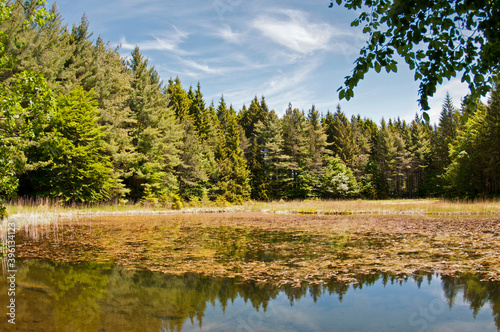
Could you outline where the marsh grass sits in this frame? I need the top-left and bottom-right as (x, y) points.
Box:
(249, 198), (500, 216)
(6, 197), (500, 217)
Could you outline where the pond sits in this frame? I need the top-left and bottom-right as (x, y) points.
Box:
(0, 260), (499, 331)
(3, 212), (500, 330)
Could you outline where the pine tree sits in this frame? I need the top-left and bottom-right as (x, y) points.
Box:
(253, 111), (290, 200)
(282, 104), (310, 198)
(167, 77), (209, 200)
(188, 82), (205, 135)
(167, 76), (191, 119)
(126, 47), (181, 199)
(215, 97), (250, 203)
(320, 157), (359, 198)
(484, 84), (500, 195)
(373, 119), (397, 197)
(201, 101), (220, 197)
(238, 96), (268, 144)
(445, 104), (488, 196)
(306, 105), (329, 196)
(435, 92), (462, 168)
(446, 84), (500, 196)
(238, 96), (268, 195)
(84, 37), (135, 198)
(349, 115), (374, 195)
(408, 118), (431, 196)
(58, 14), (94, 93)
(0, 1), (72, 89)
(324, 105), (358, 165)
(176, 117), (209, 200)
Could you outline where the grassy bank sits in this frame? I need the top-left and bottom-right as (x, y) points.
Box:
(4, 197), (500, 223)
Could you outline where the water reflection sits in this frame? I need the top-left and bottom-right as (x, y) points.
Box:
(0, 260), (499, 331)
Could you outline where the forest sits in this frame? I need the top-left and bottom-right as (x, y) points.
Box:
(1, 0), (499, 207)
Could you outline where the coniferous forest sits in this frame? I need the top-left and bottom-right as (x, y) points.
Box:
(1, 1), (500, 207)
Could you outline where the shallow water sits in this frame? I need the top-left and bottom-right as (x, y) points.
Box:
(1, 260), (499, 331)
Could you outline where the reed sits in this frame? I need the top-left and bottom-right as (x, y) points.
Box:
(4, 197), (500, 227)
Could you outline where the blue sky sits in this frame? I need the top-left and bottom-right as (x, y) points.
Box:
(50, 0), (470, 124)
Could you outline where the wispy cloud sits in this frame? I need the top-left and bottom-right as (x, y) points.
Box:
(253, 9), (333, 54)
(119, 26), (190, 55)
(214, 24), (243, 44)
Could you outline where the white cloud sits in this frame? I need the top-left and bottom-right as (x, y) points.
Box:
(253, 9), (334, 54)
(119, 26), (190, 54)
(215, 24), (243, 44)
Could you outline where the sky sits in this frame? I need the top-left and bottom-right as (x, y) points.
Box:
(49, 0), (471, 124)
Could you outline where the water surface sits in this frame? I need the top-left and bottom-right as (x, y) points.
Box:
(1, 260), (499, 331)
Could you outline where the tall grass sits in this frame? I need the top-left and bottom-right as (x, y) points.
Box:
(248, 198), (500, 215)
(3, 197), (500, 227)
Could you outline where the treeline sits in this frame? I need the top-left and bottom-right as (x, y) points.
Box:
(1, 1), (499, 207)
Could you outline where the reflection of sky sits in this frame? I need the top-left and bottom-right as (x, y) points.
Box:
(187, 277), (498, 332)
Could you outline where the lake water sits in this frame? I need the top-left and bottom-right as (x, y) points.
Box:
(1, 260), (499, 331)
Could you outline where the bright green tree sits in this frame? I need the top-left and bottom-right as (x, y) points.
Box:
(23, 87), (113, 202)
(320, 156), (359, 198)
(167, 77), (209, 200)
(0, 0), (52, 216)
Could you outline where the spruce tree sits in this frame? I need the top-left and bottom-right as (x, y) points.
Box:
(126, 47), (181, 199)
(188, 82), (205, 135)
(446, 84), (500, 196)
(22, 87), (114, 202)
(282, 104), (310, 198)
(167, 77), (208, 200)
(324, 105), (358, 165)
(435, 93), (462, 169)
(306, 105), (329, 196)
(215, 98), (250, 203)
(408, 118), (431, 196)
(253, 111), (290, 200)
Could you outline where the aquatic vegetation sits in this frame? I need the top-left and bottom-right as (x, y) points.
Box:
(12, 212), (500, 286)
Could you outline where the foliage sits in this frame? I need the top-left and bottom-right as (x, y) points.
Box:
(0, 0), (52, 214)
(23, 87), (114, 202)
(331, 0), (500, 113)
(320, 156), (359, 198)
(1, 2), (498, 206)
(446, 84), (500, 197)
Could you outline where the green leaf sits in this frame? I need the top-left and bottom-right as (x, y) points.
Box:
(422, 112), (430, 123)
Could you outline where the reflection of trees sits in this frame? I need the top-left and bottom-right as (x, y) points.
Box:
(4, 260), (500, 331)
(441, 274), (500, 329)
